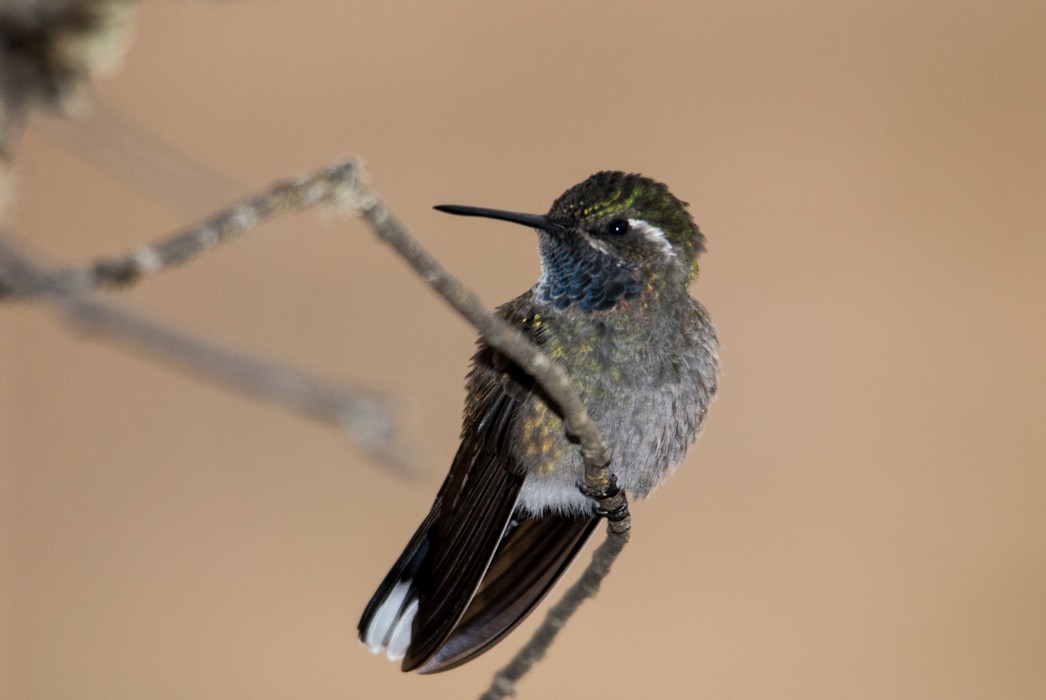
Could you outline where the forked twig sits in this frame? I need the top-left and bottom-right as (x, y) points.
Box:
(4, 4), (628, 689)
(0, 161), (411, 471)
(2, 158), (631, 695)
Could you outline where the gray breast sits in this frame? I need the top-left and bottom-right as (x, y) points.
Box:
(516, 299), (719, 517)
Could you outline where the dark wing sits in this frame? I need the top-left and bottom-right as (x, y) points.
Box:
(417, 512), (598, 673)
(360, 294), (545, 671)
(400, 379), (527, 670)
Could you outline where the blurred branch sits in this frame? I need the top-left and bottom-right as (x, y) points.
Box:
(0, 0), (137, 161)
(62, 296), (413, 472)
(0, 161), (413, 472)
(37, 101), (242, 214)
(2, 155), (632, 693)
(3, 2), (629, 692)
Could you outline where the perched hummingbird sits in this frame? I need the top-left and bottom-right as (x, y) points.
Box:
(359, 171), (719, 673)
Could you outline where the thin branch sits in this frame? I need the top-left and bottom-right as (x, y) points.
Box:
(480, 528), (630, 700)
(37, 102), (242, 215)
(62, 295), (413, 472)
(335, 161), (633, 696)
(0, 161), (411, 472)
(347, 168), (625, 507)
(0, 161), (360, 300)
(3, 156), (633, 693)
(4, 1), (633, 689)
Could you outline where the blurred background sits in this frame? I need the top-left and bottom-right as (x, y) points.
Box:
(3, 1), (1045, 698)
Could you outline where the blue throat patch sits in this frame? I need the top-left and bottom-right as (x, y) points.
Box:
(537, 237), (642, 312)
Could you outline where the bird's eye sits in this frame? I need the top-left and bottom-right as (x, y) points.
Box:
(607, 219), (630, 236)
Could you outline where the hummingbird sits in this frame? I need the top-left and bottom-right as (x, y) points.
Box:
(359, 171), (719, 673)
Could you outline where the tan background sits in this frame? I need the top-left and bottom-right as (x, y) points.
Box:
(4, 1), (1046, 698)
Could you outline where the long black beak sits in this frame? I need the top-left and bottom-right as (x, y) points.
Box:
(434, 205), (568, 234)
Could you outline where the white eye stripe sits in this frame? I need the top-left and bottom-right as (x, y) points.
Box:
(585, 235), (612, 255)
(628, 219), (676, 259)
